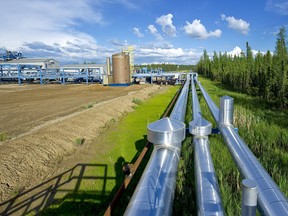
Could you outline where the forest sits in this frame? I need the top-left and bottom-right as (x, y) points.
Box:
(135, 63), (195, 72)
(196, 27), (288, 108)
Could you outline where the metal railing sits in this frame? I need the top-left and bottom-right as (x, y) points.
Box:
(124, 77), (190, 215)
(189, 75), (224, 215)
(196, 79), (288, 216)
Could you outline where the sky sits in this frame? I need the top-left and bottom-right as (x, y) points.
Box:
(0, 0), (287, 65)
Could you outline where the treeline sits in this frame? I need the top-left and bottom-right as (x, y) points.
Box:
(135, 63), (195, 72)
(197, 27), (288, 108)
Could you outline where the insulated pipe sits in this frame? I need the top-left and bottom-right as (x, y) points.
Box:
(124, 77), (190, 216)
(190, 77), (224, 216)
(196, 80), (219, 122)
(196, 79), (288, 216)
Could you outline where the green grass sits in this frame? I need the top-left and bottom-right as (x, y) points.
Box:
(41, 86), (179, 216)
(0, 132), (9, 142)
(74, 137), (85, 145)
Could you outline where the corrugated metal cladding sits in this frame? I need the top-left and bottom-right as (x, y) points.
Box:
(112, 53), (130, 84)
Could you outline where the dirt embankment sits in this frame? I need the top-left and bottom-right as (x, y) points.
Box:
(0, 84), (161, 203)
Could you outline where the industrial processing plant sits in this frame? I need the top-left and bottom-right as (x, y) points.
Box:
(0, 49), (184, 86)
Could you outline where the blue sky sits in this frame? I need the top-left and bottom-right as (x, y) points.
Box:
(0, 0), (287, 65)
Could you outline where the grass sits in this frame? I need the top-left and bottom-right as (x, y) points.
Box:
(0, 132), (9, 142)
(132, 98), (143, 105)
(41, 86), (179, 215)
(74, 137), (85, 145)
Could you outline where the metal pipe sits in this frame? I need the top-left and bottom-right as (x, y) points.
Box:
(196, 80), (219, 122)
(190, 77), (224, 216)
(241, 179), (258, 216)
(124, 77), (190, 216)
(196, 79), (288, 216)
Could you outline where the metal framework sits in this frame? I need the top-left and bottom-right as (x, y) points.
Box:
(0, 64), (104, 85)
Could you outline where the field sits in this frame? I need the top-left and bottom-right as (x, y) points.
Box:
(0, 83), (181, 216)
(0, 83), (174, 206)
(1, 77), (287, 215)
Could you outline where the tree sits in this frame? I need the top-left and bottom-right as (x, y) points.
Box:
(274, 27), (288, 108)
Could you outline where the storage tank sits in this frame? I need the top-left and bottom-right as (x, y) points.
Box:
(112, 53), (130, 84)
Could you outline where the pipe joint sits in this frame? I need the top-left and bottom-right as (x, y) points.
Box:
(189, 117), (212, 136)
(219, 96), (234, 125)
(147, 117), (186, 146)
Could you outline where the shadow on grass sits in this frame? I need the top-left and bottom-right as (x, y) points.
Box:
(108, 135), (154, 216)
(0, 164), (115, 216)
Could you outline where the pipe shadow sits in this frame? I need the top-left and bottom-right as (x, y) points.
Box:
(0, 163), (115, 216)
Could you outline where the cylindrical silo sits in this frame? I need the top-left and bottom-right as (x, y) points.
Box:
(112, 53), (130, 84)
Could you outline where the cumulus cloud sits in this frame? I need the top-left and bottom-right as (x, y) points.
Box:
(155, 14), (177, 37)
(0, 0), (107, 62)
(221, 14), (250, 35)
(148, 25), (164, 40)
(133, 27), (144, 38)
(266, 0), (288, 15)
(183, 19), (222, 39)
(227, 46), (243, 57)
(148, 25), (158, 35)
(134, 43), (201, 64)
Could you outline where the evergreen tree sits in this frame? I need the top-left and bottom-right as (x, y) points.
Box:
(274, 27), (288, 108)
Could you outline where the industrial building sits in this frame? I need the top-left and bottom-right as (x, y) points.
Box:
(0, 58), (60, 69)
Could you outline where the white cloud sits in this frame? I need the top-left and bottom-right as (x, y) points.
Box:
(227, 46), (243, 57)
(148, 25), (164, 40)
(0, 0), (107, 62)
(221, 14), (250, 35)
(133, 28), (144, 38)
(266, 0), (288, 15)
(155, 14), (177, 37)
(183, 19), (222, 39)
(148, 25), (158, 35)
(136, 46), (201, 64)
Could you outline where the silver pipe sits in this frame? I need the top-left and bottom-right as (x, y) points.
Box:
(196, 79), (288, 216)
(190, 78), (224, 216)
(196, 80), (219, 122)
(124, 77), (190, 216)
(241, 179), (258, 216)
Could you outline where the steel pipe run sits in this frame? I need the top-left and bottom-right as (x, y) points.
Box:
(124, 77), (190, 216)
(189, 77), (224, 216)
(196, 79), (288, 216)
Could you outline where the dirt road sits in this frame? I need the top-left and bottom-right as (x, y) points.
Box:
(0, 83), (162, 203)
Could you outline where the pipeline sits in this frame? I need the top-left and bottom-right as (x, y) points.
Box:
(196, 79), (288, 215)
(104, 81), (184, 216)
(124, 77), (190, 215)
(189, 75), (224, 215)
